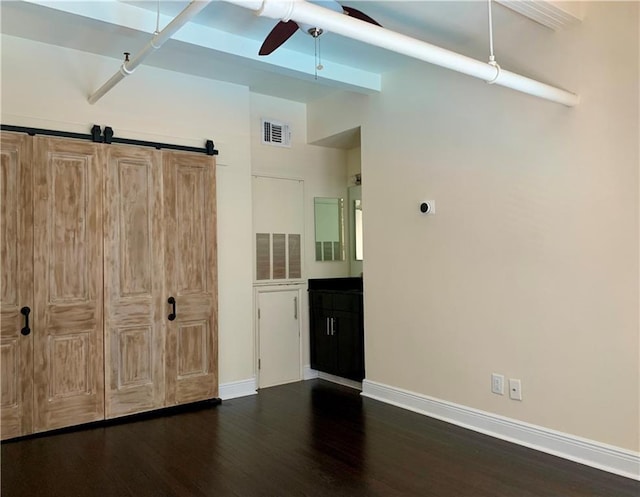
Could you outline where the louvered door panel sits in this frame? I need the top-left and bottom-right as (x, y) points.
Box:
(0, 133), (34, 440)
(163, 151), (218, 405)
(104, 146), (165, 418)
(33, 137), (104, 432)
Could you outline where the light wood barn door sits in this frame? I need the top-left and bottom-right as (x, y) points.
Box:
(104, 146), (165, 418)
(33, 137), (104, 432)
(0, 133), (34, 439)
(163, 151), (218, 405)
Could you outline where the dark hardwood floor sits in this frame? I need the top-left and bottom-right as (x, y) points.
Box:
(2, 380), (638, 497)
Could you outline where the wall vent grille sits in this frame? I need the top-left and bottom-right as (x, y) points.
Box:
(256, 233), (302, 281)
(261, 119), (291, 148)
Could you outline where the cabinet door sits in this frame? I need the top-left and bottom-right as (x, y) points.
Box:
(33, 137), (105, 432)
(309, 292), (337, 374)
(163, 151), (218, 405)
(333, 293), (364, 381)
(257, 289), (301, 388)
(334, 310), (364, 381)
(104, 146), (165, 418)
(0, 133), (34, 439)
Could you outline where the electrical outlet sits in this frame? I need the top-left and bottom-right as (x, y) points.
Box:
(491, 373), (504, 395)
(509, 379), (522, 401)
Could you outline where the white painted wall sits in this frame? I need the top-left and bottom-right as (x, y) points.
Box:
(249, 92), (350, 370)
(307, 2), (639, 452)
(348, 185), (363, 277)
(307, 93), (369, 145)
(250, 93), (349, 278)
(5, 0), (636, 460)
(347, 147), (361, 184)
(347, 148), (363, 276)
(1, 34), (254, 385)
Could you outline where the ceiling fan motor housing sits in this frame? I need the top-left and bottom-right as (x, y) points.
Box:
(298, 0), (343, 35)
(258, 0), (381, 56)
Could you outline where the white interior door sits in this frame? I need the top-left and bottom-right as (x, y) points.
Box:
(258, 289), (301, 388)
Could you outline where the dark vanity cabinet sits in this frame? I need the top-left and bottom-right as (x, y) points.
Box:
(309, 278), (364, 381)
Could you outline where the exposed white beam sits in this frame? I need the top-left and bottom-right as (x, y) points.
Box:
(21, 0), (381, 95)
(89, 0), (213, 104)
(223, 0), (580, 107)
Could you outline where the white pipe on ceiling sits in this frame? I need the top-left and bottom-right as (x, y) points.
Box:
(223, 0), (580, 107)
(88, 0), (212, 104)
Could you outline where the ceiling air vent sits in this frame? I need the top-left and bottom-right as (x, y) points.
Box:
(262, 118), (291, 148)
(495, 1), (582, 30)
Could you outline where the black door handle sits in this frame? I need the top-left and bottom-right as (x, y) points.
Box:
(20, 307), (31, 336)
(167, 297), (176, 321)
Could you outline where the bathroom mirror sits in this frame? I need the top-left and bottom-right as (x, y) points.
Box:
(314, 197), (345, 261)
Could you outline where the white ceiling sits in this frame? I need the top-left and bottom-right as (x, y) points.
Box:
(0, 0), (559, 103)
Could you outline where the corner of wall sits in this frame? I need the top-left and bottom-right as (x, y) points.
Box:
(307, 92), (368, 144)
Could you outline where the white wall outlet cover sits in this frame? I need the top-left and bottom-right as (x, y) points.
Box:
(491, 373), (504, 395)
(509, 378), (523, 401)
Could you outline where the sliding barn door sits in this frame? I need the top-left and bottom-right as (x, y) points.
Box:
(104, 146), (165, 418)
(0, 133), (34, 439)
(163, 151), (218, 405)
(32, 137), (104, 432)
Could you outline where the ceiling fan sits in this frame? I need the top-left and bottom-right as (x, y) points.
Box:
(258, 0), (381, 56)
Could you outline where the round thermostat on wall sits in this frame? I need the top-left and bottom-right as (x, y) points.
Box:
(420, 200), (435, 215)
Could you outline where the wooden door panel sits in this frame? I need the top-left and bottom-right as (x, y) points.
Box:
(175, 166), (207, 294)
(177, 322), (209, 377)
(48, 333), (90, 397)
(1, 150), (18, 307)
(117, 327), (153, 386)
(33, 137), (104, 432)
(0, 335), (27, 439)
(49, 158), (88, 302)
(117, 160), (153, 296)
(104, 146), (164, 418)
(164, 151), (218, 405)
(0, 132), (33, 440)
(0, 340), (18, 405)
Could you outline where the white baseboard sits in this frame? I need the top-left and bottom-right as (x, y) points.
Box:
(303, 365), (319, 380)
(318, 371), (362, 391)
(317, 372), (362, 391)
(219, 377), (257, 400)
(362, 379), (640, 481)
(303, 366), (362, 390)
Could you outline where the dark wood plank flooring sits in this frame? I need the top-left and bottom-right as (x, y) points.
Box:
(2, 380), (638, 497)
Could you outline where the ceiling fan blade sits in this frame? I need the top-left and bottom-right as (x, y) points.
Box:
(259, 21), (300, 56)
(342, 6), (382, 26)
